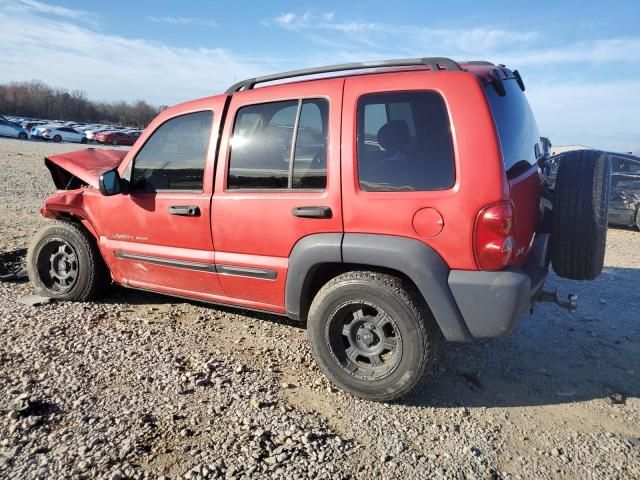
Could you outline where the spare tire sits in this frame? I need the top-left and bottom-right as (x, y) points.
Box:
(550, 149), (611, 280)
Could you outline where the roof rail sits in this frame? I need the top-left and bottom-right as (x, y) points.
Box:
(462, 60), (495, 66)
(226, 57), (462, 93)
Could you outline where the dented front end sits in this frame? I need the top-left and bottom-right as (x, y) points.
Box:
(45, 147), (127, 190)
(42, 148), (127, 228)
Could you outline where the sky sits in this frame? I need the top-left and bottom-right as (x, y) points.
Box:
(0, 0), (639, 152)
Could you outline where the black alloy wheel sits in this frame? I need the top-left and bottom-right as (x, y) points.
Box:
(326, 301), (402, 381)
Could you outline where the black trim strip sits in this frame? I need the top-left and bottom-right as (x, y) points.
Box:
(216, 265), (277, 280)
(114, 251), (277, 280)
(114, 251), (216, 272)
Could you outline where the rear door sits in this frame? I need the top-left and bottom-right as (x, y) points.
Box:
(212, 79), (343, 312)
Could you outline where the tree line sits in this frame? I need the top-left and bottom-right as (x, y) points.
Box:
(0, 80), (163, 128)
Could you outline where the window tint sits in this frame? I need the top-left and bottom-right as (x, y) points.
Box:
(292, 100), (328, 189)
(132, 111), (212, 191)
(357, 91), (455, 192)
(486, 79), (540, 177)
(228, 99), (328, 190)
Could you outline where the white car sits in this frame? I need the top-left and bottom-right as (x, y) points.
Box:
(0, 118), (28, 139)
(42, 126), (88, 143)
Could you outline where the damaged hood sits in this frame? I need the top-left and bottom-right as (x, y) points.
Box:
(45, 148), (127, 189)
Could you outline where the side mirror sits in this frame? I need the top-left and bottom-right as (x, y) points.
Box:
(99, 169), (122, 196)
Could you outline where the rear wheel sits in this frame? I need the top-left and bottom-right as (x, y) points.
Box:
(635, 209), (640, 231)
(81, 137), (88, 144)
(550, 149), (611, 280)
(27, 221), (110, 301)
(53, 135), (62, 143)
(308, 271), (440, 402)
(112, 139), (118, 146)
(18, 132), (27, 140)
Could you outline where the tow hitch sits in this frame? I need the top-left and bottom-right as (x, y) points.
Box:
(538, 289), (578, 313)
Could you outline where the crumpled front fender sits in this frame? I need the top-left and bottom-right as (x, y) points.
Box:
(41, 189), (99, 239)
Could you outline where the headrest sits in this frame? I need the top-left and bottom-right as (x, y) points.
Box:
(377, 120), (411, 154)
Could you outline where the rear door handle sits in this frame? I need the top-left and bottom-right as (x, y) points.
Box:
(292, 206), (332, 219)
(168, 205), (200, 217)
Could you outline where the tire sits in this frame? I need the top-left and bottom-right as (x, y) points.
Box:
(307, 271), (440, 402)
(81, 137), (88, 144)
(27, 221), (110, 301)
(18, 132), (27, 140)
(550, 149), (611, 280)
(635, 209), (640, 231)
(53, 135), (62, 143)
(112, 140), (118, 146)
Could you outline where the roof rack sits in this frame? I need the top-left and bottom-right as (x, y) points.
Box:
(226, 57), (462, 93)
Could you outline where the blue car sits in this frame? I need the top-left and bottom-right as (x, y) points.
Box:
(0, 117), (28, 139)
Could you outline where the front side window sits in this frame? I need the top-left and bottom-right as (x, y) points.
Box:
(357, 91), (455, 192)
(132, 111), (213, 191)
(228, 99), (329, 190)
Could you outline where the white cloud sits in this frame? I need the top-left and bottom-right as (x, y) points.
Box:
(268, 10), (537, 54)
(146, 16), (218, 28)
(527, 80), (640, 152)
(13, 0), (93, 21)
(0, 9), (277, 105)
(0, 3), (638, 151)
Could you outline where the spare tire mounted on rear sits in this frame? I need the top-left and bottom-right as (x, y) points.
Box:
(550, 149), (611, 280)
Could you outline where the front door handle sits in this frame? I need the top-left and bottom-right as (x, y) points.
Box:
(168, 205), (200, 217)
(292, 206), (332, 219)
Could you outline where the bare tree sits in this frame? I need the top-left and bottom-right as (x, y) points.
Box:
(0, 80), (160, 127)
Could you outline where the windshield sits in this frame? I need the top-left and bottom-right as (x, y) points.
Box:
(486, 79), (540, 178)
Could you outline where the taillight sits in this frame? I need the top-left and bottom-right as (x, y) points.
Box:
(474, 201), (515, 270)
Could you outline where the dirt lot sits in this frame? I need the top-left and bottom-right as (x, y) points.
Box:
(0, 137), (638, 479)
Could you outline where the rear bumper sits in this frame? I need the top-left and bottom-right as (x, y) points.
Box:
(447, 234), (550, 339)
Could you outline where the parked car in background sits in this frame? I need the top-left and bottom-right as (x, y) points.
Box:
(0, 118), (28, 139)
(42, 126), (88, 143)
(95, 130), (137, 146)
(85, 128), (115, 141)
(609, 154), (640, 229)
(31, 124), (62, 140)
(23, 121), (47, 133)
(546, 151), (640, 230)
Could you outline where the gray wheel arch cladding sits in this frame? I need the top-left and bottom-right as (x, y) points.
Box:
(285, 233), (471, 342)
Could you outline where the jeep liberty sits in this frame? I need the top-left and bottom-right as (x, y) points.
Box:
(28, 58), (611, 401)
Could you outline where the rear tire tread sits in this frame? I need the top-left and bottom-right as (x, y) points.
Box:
(308, 270), (440, 402)
(551, 150), (611, 280)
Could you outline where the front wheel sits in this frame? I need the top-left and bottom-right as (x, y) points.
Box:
(27, 221), (110, 301)
(81, 137), (88, 144)
(53, 135), (62, 143)
(307, 271), (440, 402)
(112, 139), (118, 146)
(18, 132), (27, 140)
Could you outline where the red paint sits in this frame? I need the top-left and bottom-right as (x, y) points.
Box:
(412, 208), (444, 238)
(40, 62), (541, 312)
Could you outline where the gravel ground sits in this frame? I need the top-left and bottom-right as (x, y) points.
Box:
(0, 137), (638, 479)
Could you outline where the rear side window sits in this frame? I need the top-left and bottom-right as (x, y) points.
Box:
(486, 79), (540, 177)
(228, 99), (328, 190)
(357, 91), (455, 191)
(132, 111), (213, 191)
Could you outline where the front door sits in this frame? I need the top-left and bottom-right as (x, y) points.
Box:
(98, 107), (224, 299)
(211, 79), (344, 312)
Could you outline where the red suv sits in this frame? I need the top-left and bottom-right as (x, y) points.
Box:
(28, 58), (610, 401)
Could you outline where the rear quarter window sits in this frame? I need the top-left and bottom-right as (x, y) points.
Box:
(357, 91), (455, 192)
